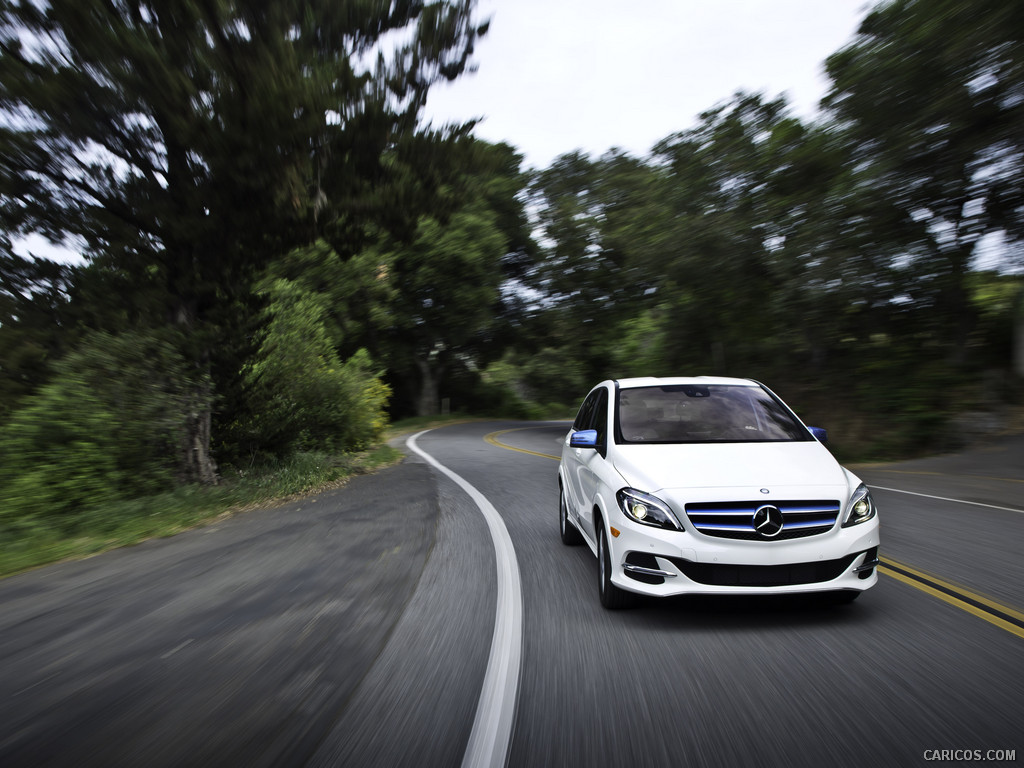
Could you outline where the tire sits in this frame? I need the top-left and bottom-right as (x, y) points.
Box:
(597, 522), (633, 609)
(559, 487), (583, 545)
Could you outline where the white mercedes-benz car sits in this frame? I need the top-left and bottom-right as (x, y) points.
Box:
(558, 377), (879, 608)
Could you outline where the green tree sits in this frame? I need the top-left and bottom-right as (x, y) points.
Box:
(0, 0), (487, 481)
(381, 202), (507, 416)
(825, 0), (1024, 362)
(258, 139), (532, 417)
(525, 150), (659, 383)
(526, 96), (804, 379)
(240, 278), (389, 456)
(753, 115), (901, 373)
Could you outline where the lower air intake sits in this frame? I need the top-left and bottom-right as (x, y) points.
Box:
(666, 554), (858, 587)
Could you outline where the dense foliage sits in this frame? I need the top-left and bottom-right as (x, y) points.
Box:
(240, 277), (390, 455)
(0, 329), (202, 531)
(0, 0), (1022, 551)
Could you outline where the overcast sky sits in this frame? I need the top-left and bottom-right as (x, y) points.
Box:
(421, 0), (872, 169)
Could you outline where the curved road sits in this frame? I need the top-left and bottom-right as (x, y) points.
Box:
(1, 422), (1021, 766)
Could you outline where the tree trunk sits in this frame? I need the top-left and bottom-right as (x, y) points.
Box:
(415, 357), (443, 417)
(180, 378), (218, 485)
(163, 125), (220, 486)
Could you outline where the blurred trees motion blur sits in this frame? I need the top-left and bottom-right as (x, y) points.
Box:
(0, 0), (1023, 545)
(0, 0), (487, 530)
(825, 0), (1024, 363)
(508, 0), (1024, 454)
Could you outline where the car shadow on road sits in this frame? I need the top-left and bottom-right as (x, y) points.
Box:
(624, 591), (877, 632)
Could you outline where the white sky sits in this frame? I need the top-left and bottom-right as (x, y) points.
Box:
(422, 0), (872, 169)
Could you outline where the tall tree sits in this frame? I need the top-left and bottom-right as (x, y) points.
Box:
(257, 139), (531, 417)
(354, 140), (529, 416)
(647, 95), (786, 372)
(0, 0), (486, 480)
(824, 0), (1024, 362)
(526, 149), (657, 382)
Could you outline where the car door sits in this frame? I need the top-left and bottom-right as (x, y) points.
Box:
(564, 388), (600, 525)
(575, 386), (609, 543)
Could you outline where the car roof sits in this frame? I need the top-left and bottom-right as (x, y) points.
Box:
(613, 376), (759, 389)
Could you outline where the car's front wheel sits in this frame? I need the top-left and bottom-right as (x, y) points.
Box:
(559, 487), (582, 545)
(597, 521), (633, 609)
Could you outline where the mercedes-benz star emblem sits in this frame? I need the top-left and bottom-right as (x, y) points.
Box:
(752, 505), (784, 538)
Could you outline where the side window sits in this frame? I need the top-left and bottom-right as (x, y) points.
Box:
(573, 391), (599, 431)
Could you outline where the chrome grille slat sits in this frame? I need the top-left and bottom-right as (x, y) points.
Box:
(688, 512), (753, 518)
(685, 499), (841, 540)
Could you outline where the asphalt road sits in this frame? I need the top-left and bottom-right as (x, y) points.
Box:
(1, 424), (1022, 767)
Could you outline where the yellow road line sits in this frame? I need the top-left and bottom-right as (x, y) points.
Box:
(879, 562), (1024, 640)
(485, 428), (1024, 640)
(484, 428), (561, 461)
(880, 557), (1024, 624)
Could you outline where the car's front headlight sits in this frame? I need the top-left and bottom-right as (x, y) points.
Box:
(616, 488), (682, 531)
(842, 483), (876, 527)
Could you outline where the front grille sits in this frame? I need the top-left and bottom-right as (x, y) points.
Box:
(666, 554), (858, 587)
(685, 500), (840, 540)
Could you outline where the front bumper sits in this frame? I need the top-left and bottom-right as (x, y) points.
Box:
(609, 515), (880, 597)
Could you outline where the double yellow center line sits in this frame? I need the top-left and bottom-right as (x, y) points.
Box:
(485, 426), (1024, 640)
(484, 428), (562, 460)
(878, 559), (1024, 639)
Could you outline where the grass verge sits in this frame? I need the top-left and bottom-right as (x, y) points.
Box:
(0, 443), (403, 579)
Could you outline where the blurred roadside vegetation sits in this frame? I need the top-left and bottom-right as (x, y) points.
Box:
(1, 0), (1023, 571)
(0, 444), (402, 578)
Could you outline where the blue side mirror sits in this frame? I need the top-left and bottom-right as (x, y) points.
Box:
(570, 429), (599, 448)
(808, 426), (828, 443)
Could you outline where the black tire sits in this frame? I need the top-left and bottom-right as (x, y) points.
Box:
(597, 522), (633, 609)
(559, 487), (583, 545)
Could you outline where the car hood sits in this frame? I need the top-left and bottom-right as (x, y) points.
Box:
(611, 441), (850, 494)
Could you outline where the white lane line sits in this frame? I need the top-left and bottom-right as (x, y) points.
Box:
(160, 639), (194, 659)
(407, 431), (522, 768)
(868, 485), (1024, 515)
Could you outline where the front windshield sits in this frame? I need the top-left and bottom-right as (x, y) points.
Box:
(616, 384), (812, 444)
